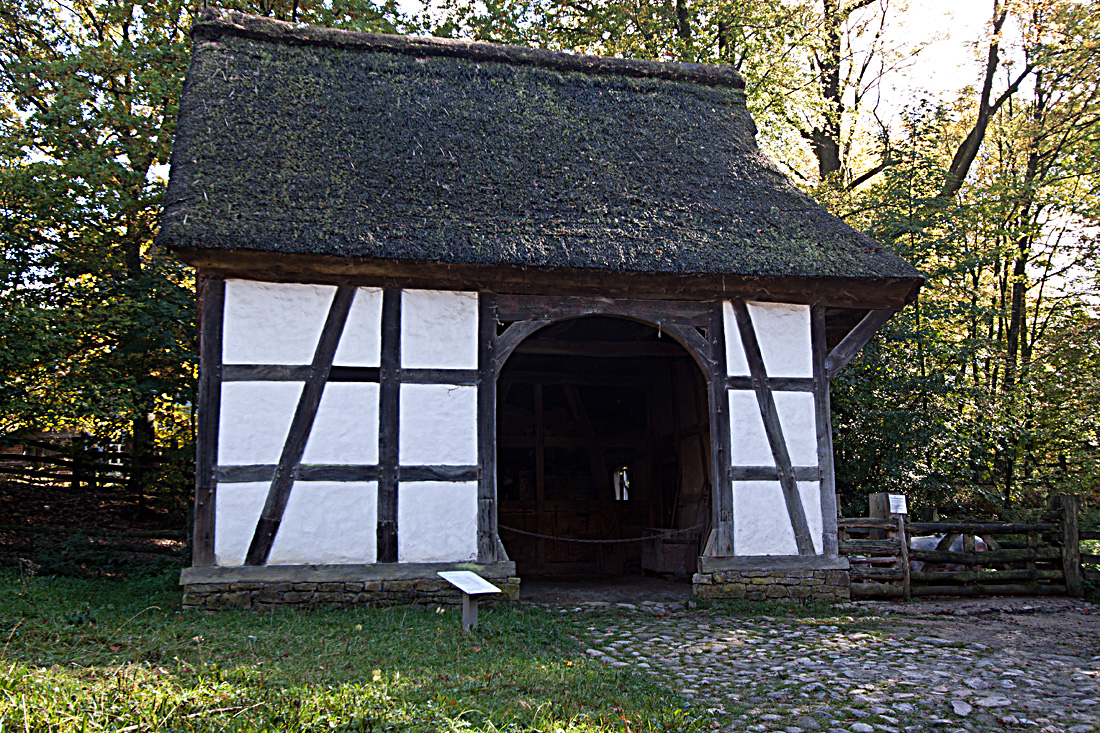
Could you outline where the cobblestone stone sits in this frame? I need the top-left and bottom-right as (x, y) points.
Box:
(560, 600), (1100, 732)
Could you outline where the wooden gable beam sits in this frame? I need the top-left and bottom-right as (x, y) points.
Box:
(731, 300), (815, 556)
(244, 285), (356, 566)
(824, 309), (897, 380)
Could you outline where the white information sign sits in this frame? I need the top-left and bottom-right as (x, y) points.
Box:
(437, 571), (502, 595)
(888, 494), (908, 515)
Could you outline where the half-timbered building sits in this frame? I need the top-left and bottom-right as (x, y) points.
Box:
(162, 9), (924, 608)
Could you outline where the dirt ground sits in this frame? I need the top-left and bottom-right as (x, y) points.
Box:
(855, 596), (1100, 658)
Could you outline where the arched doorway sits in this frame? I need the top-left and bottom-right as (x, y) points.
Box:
(495, 316), (711, 581)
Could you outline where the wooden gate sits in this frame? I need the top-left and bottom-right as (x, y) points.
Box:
(840, 494), (1090, 599)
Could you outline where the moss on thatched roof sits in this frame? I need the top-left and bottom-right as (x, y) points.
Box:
(159, 9), (923, 284)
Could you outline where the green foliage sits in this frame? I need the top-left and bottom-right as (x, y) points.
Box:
(0, 573), (709, 732)
(0, 0), (410, 503)
(1, 0), (1097, 525)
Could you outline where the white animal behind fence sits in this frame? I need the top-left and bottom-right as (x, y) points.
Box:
(909, 534), (989, 572)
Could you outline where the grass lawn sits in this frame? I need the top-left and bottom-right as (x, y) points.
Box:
(0, 569), (712, 732)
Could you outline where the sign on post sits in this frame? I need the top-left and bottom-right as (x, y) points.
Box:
(437, 571), (502, 631)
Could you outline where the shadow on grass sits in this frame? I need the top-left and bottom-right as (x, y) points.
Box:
(0, 571), (706, 732)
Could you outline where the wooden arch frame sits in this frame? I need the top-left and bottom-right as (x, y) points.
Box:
(475, 294), (735, 562)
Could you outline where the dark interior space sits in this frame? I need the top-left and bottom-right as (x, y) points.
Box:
(497, 316), (711, 580)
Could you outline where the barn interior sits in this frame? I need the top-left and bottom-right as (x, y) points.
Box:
(496, 316), (711, 581)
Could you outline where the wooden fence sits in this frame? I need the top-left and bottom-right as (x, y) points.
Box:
(840, 494), (1094, 599)
(0, 436), (182, 491)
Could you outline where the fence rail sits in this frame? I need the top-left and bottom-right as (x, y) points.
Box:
(840, 493), (1092, 599)
(1, 435), (183, 492)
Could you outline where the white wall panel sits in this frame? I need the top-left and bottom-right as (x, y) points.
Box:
(268, 482), (377, 564)
(748, 302), (812, 378)
(729, 390), (772, 466)
(729, 390), (819, 468)
(733, 480), (822, 555)
(397, 481), (478, 562)
(223, 280), (335, 365)
(214, 481), (268, 565)
(301, 383), (379, 465)
(722, 301), (750, 376)
(401, 290), (478, 369)
(399, 384), (478, 465)
(773, 391), (818, 466)
(218, 382), (302, 465)
(333, 287), (383, 367)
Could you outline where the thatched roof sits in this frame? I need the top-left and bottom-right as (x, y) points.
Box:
(159, 9), (923, 287)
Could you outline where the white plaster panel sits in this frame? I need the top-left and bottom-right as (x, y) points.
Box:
(401, 290), (479, 369)
(397, 481), (478, 562)
(728, 390), (819, 468)
(399, 384), (478, 465)
(729, 390), (773, 466)
(218, 382), (302, 465)
(214, 482), (268, 566)
(301, 383), (380, 465)
(774, 391), (819, 467)
(748, 302), (813, 378)
(799, 481), (824, 555)
(722, 301), (750, 376)
(333, 287), (383, 367)
(222, 280), (335, 365)
(732, 480), (823, 556)
(269, 482), (377, 564)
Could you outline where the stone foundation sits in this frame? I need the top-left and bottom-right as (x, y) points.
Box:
(180, 562), (519, 610)
(692, 557), (851, 602)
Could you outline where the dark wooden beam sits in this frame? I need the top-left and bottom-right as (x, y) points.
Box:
(512, 339), (687, 358)
(328, 367), (382, 382)
(176, 248), (924, 310)
(192, 276), (224, 567)
(707, 303), (734, 555)
(223, 364), (310, 381)
(377, 288), (401, 563)
(477, 294), (498, 562)
(726, 376), (814, 392)
(400, 368), (478, 385)
(299, 465), (380, 481)
(491, 321), (547, 369)
(222, 365), (380, 382)
(812, 305), (840, 555)
(730, 466), (821, 481)
(217, 464), (275, 482)
(217, 464), (479, 483)
(500, 371), (649, 387)
(664, 323), (715, 374)
(245, 285), (356, 565)
(493, 294), (712, 327)
(824, 308), (897, 379)
(399, 465), (479, 482)
(731, 300), (815, 556)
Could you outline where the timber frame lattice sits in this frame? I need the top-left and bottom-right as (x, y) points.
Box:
(192, 276), (899, 568)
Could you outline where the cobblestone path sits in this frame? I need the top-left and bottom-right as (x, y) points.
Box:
(566, 600), (1100, 733)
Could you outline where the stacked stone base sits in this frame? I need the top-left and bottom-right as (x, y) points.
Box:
(692, 568), (850, 602)
(180, 562), (519, 610)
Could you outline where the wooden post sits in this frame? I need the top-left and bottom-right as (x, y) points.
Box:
(71, 434), (84, 492)
(898, 514), (911, 601)
(1050, 493), (1082, 597)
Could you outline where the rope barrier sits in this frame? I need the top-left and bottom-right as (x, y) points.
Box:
(498, 523), (705, 544)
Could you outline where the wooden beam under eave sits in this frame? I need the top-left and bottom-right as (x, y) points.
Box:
(824, 308), (898, 380)
(179, 249), (924, 311)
